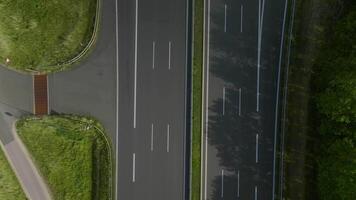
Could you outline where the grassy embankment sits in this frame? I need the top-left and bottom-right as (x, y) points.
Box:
(0, 148), (26, 200)
(16, 115), (112, 200)
(0, 0), (98, 74)
(283, 0), (356, 199)
(191, 0), (204, 199)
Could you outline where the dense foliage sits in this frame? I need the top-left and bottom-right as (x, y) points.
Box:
(16, 115), (112, 200)
(314, 3), (356, 199)
(0, 148), (26, 200)
(0, 0), (97, 73)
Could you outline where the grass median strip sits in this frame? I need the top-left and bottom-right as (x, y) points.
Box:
(0, 147), (27, 200)
(191, 0), (204, 199)
(16, 115), (112, 200)
(0, 0), (98, 73)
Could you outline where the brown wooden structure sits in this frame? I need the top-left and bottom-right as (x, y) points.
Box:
(33, 75), (48, 115)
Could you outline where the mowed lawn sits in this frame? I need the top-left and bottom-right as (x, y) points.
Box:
(0, 0), (97, 73)
(16, 115), (112, 200)
(0, 147), (26, 200)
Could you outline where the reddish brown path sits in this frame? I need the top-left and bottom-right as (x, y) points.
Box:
(33, 75), (48, 115)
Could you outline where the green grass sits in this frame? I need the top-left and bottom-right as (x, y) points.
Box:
(191, 0), (204, 199)
(16, 115), (112, 200)
(0, 0), (98, 74)
(0, 146), (26, 200)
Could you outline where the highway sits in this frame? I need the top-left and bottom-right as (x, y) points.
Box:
(116, 0), (190, 199)
(202, 0), (289, 199)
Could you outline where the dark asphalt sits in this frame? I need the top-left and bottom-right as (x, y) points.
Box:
(117, 0), (189, 199)
(48, 0), (117, 145)
(203, 0), (288, 199)
(0, 67), (33, 113)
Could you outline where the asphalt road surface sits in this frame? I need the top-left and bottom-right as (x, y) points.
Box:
(202, 0), (289, 199)
(0, 103), (51, 200)
(116, 0), (190, 199)
(0, 66), (33, 113)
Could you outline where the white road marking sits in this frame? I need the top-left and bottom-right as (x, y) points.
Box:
(221, 170), (224, 198)
(257, 0), (266, 112)
(223, 87), (226, 115)
(151, 123), (154, 152)
(133, 0), (138, 128)
(168, 41), (172, 70)
(152, 41), (156, 69)
(132, 153), (136, 182)
(238, 88), (242, 116)
(255, 186), (258, 200)
(224, 4), (227, 32)
(240, 5), (243, 33)
(115, 0), (119, 198)
(273, 0), (289, 199)
(204, 0), (211, 199)
(237, 170), (240, 198)
(256, 134), (259, 163)
(167, 124), (170, 152)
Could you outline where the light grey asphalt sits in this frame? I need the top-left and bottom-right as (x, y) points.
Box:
(202, 0), (288, 199)
(0, 103), (51, 200)
(116, 0), (189, 199)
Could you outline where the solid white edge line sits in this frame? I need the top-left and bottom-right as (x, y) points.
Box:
(151, 123), (154, 152)
(201, 0), (207, 198)
(132, 153), (136, 182)
(168, 41), (172, 70)
(240, 5), (243, 33)
(167, 124), (170, 153)
(237, 170), (240, 197)
(115, 0), (119, 198)
(204, 0), (211, 199)
(238, 88), (242, 116)
(221, 169), (224, 198)
(222, 87), (226, 115)
(256, 134), (259, 163)
(255, 186), (258, 200)
(224, 4), (227, 32)
(257, 0), (261, 112)
(272, 0), (289, 199)
(133, 0), (138, 128)
(152, 41), (156, 69)
(257, 0), (266, 113)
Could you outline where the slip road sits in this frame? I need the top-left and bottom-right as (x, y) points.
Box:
(116, 0), (190, 199)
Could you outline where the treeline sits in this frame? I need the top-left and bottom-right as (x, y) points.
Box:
(313, 1), (356, 199)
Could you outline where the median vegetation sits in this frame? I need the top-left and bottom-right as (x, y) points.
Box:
(0, 148), (26, 200)
(16, 115), (112, 200)
(0, 0), (98, 74)
(282, 0), (356, 199)
(191, 0), (204, 199)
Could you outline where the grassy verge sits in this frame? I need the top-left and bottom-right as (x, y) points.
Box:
(191, 0), (204, 199)
(0, 147), (26, 200)
(282, 0), (355, 199)
(16, 115), (112, 200)
(0, 0), (98, 74)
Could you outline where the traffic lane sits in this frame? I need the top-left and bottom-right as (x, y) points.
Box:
(206, 0), (260, 198)
(0, 67), (33, 113)
(117, 0), (136, 198)
(205, 0), (287, 199)
(256, 0), (287, 197)
(48, 0), (117, 142)
(134, 0), (187, 199)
